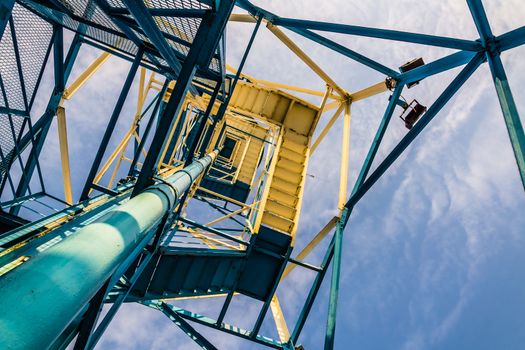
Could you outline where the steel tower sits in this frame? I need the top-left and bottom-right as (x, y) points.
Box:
(0, 0), (524, 349)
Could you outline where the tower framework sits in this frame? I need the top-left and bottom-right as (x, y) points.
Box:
(0, 0), (524, 349)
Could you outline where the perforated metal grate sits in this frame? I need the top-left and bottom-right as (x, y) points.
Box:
(20, 0), (139, 59)
(0, 115), (25, 188)
(12, 3), (53, 106)
(0, 4), (53, 188)
(0, 20), (25, 111)
(20, 0), (221, 73)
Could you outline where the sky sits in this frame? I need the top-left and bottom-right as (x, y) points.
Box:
(19, 0), (525, 349)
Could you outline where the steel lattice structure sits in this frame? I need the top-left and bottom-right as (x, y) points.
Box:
(0, 0), (523, 349)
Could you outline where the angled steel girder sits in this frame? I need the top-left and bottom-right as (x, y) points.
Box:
(466, 0), (525, 189)
(80, 50), (143, 201)
(273, 17), (482, 51)
(345, 52), (485, 212)
(154, 301), (218, 350)
(121, 0), (186, 78)
(132, 0), (235, 195)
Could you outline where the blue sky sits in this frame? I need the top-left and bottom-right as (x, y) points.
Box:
(29, 0), (525, 349)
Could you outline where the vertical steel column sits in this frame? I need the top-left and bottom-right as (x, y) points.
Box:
(80, 50), (143, 200)
(486, 53), (525, 189)
(132, 0), (235, 195)
(467, 0), (525, 189)
(324, 213), (346, 350)
(291, 237), (335, 344)
(323, 85), (405, 348)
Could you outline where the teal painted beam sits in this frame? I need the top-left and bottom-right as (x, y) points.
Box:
(275, 17), (482, 51)
(143, 301), (283, 349)
(466, 0), (525, 189)
(345, 53), (484, 210)
(497, 26), (525, 52)
(486, 53), (525, 189)
(157, 302), (218, 350)
(0, 152), (217, 350)
(324, 214), (347, 350)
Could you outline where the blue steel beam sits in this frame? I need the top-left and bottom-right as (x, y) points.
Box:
(0, 72), (32, 198)
(157, 302), (218, 350)
(108, 7), (208, 18)
(10, 26), (86, 211)
(397, 50), (475, 86)
(325, 50), (483, 348)
(92, 0), (166, 72)
(465, 0), (525, 189)
(143, 301), (283, 349)
(132, 0), (235, 195)
(11, 25), (69, 213)
(283, 26), (399, 77)
(212, 14), (261, 129)
(121, 0), (184, 76)
(497, 26), (525, 52)
(251, 246), (292, 338)
(80, 50), (143, 201)
(324, 214), (347, 350)
(9, 18), (46, 192)
(486, 54), (525, 189)
(353, 84), (404, 190)
(274, 17), (482, 51)
(345, 52), (484, 211)
(291, 236), (335, 344)
(128, 82), (169, 176)
(466, 0), (493, 46)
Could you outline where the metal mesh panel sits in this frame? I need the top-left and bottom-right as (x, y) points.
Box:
(154, 15), (200, 44)
(0, 21), (25, 111)
(0, 4), (52, 189)
(0, 114), (25, 187)
(20, 0), (139, 58)
(19, 0), (222, 73)
(12, 3), (53, 106)
(108, 0), (211, 10)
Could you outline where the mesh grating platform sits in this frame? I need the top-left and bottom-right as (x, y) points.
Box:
(19, 0), (221, 73)
(0, 3), (53, 189)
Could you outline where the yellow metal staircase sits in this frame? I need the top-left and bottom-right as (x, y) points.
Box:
(228, 81), (320, 239)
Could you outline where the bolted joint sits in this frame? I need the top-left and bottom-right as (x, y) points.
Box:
(484, 35), (500, 57)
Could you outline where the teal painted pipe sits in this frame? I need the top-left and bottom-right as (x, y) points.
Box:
(0, 151), (217, 350)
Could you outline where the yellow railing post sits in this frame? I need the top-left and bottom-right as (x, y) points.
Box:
(338, 101), (351, 210)
(56, 107), (73, 204)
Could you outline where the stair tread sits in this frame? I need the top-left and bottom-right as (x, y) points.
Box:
(265, 199), (296, 220)
(274, 166), (303, 185)
(261, 212), (295, 233)
(268, 189), (299, 205)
